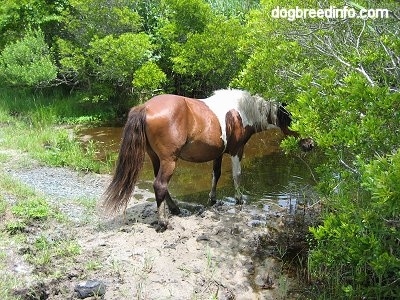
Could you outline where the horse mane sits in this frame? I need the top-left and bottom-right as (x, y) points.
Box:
(239, 93), (278, 130)
(210, 89), (290, 130)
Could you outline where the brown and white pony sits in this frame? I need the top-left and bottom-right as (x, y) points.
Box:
(104, 89), (313, 231)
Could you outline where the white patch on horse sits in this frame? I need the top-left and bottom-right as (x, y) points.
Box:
(200, 89), (279, 148)
(200, 89), (252, 147)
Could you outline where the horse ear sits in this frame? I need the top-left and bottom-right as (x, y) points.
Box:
(281, 102), (288, 107)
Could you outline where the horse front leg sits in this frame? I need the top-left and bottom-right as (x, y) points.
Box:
(153, 160), (176, 232)
(208, 156), (223, 205)
(231, 154), (244, 204)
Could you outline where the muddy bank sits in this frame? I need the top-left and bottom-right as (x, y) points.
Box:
(1, 150), (319, 299)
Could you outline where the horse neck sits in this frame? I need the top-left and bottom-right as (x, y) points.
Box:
(239, 96), (278, 132)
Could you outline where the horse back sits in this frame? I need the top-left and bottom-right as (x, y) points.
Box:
(144, 94), (225, 162)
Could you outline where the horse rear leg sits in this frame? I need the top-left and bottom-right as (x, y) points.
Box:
(153, 159), (176, 231)
(208, 156), (222, 205)
(147, 148), (180, 215)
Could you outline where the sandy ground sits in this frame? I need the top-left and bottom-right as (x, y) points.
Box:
(1, 150), (317, 299)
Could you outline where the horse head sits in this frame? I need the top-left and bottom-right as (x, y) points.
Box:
(277, 103), (314, 152)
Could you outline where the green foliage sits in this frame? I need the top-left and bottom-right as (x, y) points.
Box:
(233, 40), (304, 100)
(0, 29), (57, 87)
(0, 121), (107, 173)
(291, 70), (400, 160)
(66, 0), (142, 42)
(0, 87), (116, 125)
(271, 1), (400, 298)
(0, 1), (399, 298)
(309, 151), (400, 298)
(88, 32), (154, 85)
(172, 17), (247, 94)
(56, 38), (87, 82)
(0, 0), (68, 47)
(207, 0), (260, 19)
(5, 220), (27, 235)
(166, 0), (213, 37)
(232, 1), (316, 100)
(132, 61), (167, 100)
(33, 234), (81, 257)
(0, 174), (52, 234)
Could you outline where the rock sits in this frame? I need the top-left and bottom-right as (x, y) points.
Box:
(230, 225), (240, 235)
(196, 234), (210, 242)
(243, 261), (255, 275)
(227, 208), (236, 214)
(247, 220), (266, 227)
(74, 279), (106, 299)
(254, 274), (274, 289)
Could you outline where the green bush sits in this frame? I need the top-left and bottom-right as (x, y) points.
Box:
(88, 33), (154, 85)
(172, 16), (247, 94)
(309, 151), (400, 299)
(132, 61), (167, 101)
(0, 29), (57, 87)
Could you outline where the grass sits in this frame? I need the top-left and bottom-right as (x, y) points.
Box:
(0, 196), (7, 216)
(85, 259), (103, 271)
(0, 174), (36, 199)
(0, 87), (114, 298)
(27, 234), (81, 270)
(0, 173), (53, 224)
(0, 166), (82, 299)
(0, 123), (111, 173)
(0, 87), (115, 173)
(0, 274), (20, 300)
(0, 87), (113, 125)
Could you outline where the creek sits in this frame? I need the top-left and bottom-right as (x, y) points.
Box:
(79, 127), (317, 211)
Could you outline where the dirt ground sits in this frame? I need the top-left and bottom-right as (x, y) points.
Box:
(1, 150), (318, 300)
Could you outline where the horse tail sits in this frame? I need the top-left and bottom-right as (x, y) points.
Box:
(103, 106), (147, 213)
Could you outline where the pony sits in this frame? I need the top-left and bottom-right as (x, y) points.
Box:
(104, 89), (313, 231)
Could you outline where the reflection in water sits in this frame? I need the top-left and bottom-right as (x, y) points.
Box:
(79, 127), (316, 209)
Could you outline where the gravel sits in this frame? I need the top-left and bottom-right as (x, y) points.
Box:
(9, 166), (109, 201)
(7, 165), (111, 222)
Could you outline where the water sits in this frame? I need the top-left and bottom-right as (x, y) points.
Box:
(79, 127), (316, 209)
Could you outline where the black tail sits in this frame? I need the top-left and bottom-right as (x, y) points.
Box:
(103, 106), (146, 213)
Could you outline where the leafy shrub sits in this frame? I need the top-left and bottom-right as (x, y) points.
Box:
(172, 16), (247, 94)
(0, 29), (57, 87)
(309, 151), (400, 299)
(132, 61), (167, 100)
(88, 32), (154, 85)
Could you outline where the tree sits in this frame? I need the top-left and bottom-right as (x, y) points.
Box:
(268, 1), (400, 298)
(88, 33), (154, 86)
(132, 61), (167, 101)
(233, 0), (400, 297)
(172, 17), (247, 96)
(0, 29), (57, 87)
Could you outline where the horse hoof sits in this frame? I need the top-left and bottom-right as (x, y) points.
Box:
(208, 198), (217, 206)
(169, 207), (181, 216)
(155, 220), (169, 233)
(235, 197), (244, 205)
(155, 224), (167, 233)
